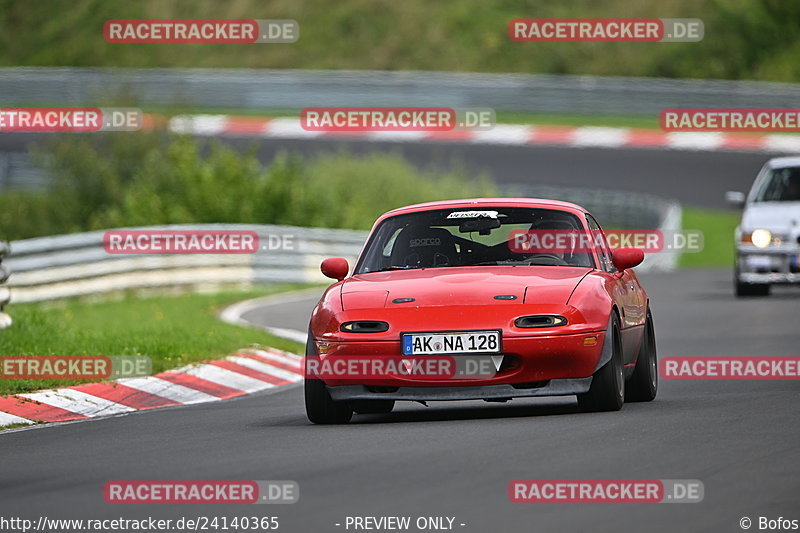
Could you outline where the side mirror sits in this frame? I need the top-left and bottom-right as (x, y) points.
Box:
(725, 191), (746, 208)
(611, 247), (644, 271)
(320, 257), (349, 281)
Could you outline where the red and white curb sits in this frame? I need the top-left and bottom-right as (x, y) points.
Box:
(0, 348), (302, 428)
(167, 115), (800, 153)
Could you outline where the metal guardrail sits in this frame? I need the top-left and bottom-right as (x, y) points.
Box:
(5, 224), (366, 303)
(4, 190), (680, 303)
(0, 241), (11, 329)
(1, 67), (799, 115)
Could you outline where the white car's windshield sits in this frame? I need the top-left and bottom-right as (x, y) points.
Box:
(355, 207), (597, 273)
(754, 167), (800, 202)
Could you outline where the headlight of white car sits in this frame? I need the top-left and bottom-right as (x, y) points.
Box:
(742, 229), (787, 248)
(751, 229), (772, 248)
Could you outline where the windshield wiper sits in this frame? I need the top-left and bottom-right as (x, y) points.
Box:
(374, 265), (417, 272)
(464, 260), (503, 266)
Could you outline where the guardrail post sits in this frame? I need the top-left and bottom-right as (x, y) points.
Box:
(0, 240), (11, 329)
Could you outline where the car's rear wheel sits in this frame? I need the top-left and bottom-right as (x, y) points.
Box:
(625, 308), (657, 402)
(578, 313), (624, 412)
(304, 333), (353, 424)
(351, 400), (395, 414)
(735, 281), (770, 297)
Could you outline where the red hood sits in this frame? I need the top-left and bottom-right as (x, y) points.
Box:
(340, 266), (591, 309)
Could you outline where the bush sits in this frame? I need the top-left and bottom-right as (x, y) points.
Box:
(0, 132), (496, 240)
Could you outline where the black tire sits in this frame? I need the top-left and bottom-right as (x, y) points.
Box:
(625, 308), (657, 402)
(305, 378), (353, 424)
(577, 313), (624, 412)
(351, 400), (395, 415)
(304, 333), (353, 424)
(735, 281), (770, 297)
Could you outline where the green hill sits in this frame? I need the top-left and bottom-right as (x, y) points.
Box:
(0, 0), (798, 81)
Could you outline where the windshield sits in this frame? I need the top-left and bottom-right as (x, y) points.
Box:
(754, 167), (800, 202)
(355, 207), (596, 273)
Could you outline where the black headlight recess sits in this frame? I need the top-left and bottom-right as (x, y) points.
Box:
(340, 321), (390, 333)
(514, 315), (568, 328)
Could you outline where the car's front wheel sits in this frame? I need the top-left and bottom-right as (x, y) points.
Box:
(577, 313), (624, 412)
(304, 378), (353, 424)
(304, 333), (353, 424)
(735, 280), (770, 297)
(735, 262), (770, 297)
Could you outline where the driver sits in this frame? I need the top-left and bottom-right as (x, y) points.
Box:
(782, 171), (800, 201)
(525, 217), (583, 263)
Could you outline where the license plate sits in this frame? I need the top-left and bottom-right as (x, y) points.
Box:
(746, 255), (772, 269)
(402, 330), (501, 355)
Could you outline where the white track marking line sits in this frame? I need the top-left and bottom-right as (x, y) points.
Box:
(763, 135), (800, 152)
(264, 117), (322, 138)
(218, 288), (317, 345)
(247, 348), (303, 366)
(471, 125), (531, 145)
(116, 376), (220, 404)
(168, 114), (227, 136)
(227, 356), (302, 382)
(666, 132), (724, 150)
(367, 131), (429, 141)
(572, 127), (630, 148)
(181, 364), (276, 393)
(19, 389), (135, 417)
(265, 327), (308, 344)
(0, 411), (34, 426)
(219, 288), (323, 324)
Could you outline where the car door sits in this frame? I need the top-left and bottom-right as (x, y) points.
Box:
(586, 214), (642, 365)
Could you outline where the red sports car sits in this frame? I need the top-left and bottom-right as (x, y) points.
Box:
(305, 198), (657, 424)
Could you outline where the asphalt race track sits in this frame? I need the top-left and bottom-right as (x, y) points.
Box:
(217, 137), (772, 209)
(0, 132), (776, 208)
(1, 132), (797, 531)
(1, 269), (798, 532)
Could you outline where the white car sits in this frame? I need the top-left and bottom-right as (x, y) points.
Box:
(727, 156), (800, 297)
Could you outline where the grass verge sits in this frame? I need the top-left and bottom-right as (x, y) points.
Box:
(679, 207), (740, 268)
(0, 285), (310, 396)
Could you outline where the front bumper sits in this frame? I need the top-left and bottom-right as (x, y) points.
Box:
(737, 248), (800, 284)
(328, 378), (593, 402)
(310, 330), (605, 388)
